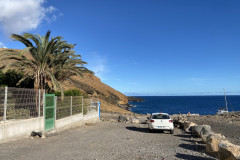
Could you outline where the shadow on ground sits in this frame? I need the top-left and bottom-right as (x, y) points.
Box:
(126, 126), (149, 133)
(180, 138), (205, 144)
(174, 134), (192, 138)
(126, 126), (172, 134)
(179, 143), (205, 152)
(175, 153), (216, 160)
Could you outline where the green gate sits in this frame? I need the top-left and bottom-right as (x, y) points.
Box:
(44, 94), (55, 131)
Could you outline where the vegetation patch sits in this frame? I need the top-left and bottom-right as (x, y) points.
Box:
(7, 108), (30, 119)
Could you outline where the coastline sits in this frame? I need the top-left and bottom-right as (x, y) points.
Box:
(118, 103), (136, 111)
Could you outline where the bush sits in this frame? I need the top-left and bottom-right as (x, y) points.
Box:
(0, 69), (34, 88)
(7, 108), (30, 119)
(53, 89), (88, 98)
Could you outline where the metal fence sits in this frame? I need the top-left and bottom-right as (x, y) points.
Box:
(0, 87), (99, 122)
(0, 87), (42, 122)
(56, 96), (98, 120)
(0, 87), (5, 122)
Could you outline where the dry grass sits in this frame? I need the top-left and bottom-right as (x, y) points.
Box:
(100, 100), (133, 114)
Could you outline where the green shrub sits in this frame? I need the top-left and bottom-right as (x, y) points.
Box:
(53, 89), (88, 98)
(7, 108), (30, 119)
(0, 69), (34, 88)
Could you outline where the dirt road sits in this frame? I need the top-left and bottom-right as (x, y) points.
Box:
(0, 121), (216, 160)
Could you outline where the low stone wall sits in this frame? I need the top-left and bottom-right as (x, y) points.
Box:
(55, 111), (99, 131)
(174, 116), (240, 160)
(0, 110), (100, 142)
(0, 117), (44, 141)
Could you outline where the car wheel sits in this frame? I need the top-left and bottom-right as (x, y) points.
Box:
(170, 129), (174, 134)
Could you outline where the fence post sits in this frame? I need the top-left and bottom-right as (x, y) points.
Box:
(82, 96), (83, 115)
(98, 102), (101, 120)
(3, 87), (8, 122)
(38, 89), (41, 117)
(43, 89), (45, 125)
(55, 96), (57, 124)
(70, 96), (72, 116)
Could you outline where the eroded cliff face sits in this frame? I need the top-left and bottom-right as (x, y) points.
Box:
(0, 48), (129, 109)
(63, 73), (128, 105)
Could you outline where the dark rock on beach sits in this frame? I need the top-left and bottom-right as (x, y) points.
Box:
(118, 115), (127, 122)
(118, 103), (136, 111)
(127, 96), (144, 102)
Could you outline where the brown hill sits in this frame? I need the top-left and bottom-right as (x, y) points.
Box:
(0, 48), (130, 114)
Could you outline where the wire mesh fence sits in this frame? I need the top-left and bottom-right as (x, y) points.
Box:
(0, 87), (4, 122)
(72, 96), (83, 115)
(56, 96), (72, 120)
(56, 96), (98, 119)
(0, 87), (99, 122)
(6, 87), (42, 120)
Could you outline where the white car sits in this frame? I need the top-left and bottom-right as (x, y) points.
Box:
(148, 113), (174, 134)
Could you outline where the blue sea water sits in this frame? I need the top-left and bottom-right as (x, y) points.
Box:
(129, 96), (240, 115)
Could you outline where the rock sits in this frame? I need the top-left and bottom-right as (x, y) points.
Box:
(131, 118), (140, 124)
(41, 134), (46, 139)
(191, 125), (203, 137)
(206, 133), (226, 154)
(177, 119), (185, 128)
(145, 120), (149, 124)
(200, 126), (213, 143)
(183, 121), (197, 132)
(118, 115), (127, 123)
(218, 140), (240, 160)
(192, 125), (210, 137)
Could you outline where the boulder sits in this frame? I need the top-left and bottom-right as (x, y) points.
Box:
(192, 125), (211, 137)
(200, 126), (213, 143)
(177, 119), (185, 128)
(206, 133), (226, 154)
(183, 121), (197, 132)
(131, 118), (140, 124)
(118, 115), (127, 123)
(218, 140), (240, 160)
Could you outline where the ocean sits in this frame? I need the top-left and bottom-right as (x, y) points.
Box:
(129, 96), (240, 115)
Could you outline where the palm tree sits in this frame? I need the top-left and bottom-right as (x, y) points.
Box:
(0, 31), (92, 96)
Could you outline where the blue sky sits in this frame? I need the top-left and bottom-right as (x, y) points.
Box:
(0, 0), (240, 96)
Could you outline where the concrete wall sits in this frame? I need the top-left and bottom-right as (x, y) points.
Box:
(0, 110), (99, 142)
(55, 111), (99, 131)
(0, 117), (44, 141)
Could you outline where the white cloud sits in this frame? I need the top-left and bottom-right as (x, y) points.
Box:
(93, 64), (106, 80)
(0, 0), (56, 35)
(87, 52), (108, 80)
(0, 41), (7, 48)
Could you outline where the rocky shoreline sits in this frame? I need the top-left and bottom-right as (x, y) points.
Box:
(127, 96), (144, 102)
(117, 96), (144, 111)
(172, 111), (240, 145)
(118, 103), (137, 111)
(172, 112), (240, 159)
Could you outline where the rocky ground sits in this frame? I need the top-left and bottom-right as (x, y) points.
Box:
(0, 116), (217, 160)
(175, 112), (240, 146)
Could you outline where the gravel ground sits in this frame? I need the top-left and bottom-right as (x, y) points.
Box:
(0, 121), (216, 160)
(187, 113), (240, 145)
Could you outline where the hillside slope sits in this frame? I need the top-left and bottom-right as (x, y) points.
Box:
(0, 48), (130, 114)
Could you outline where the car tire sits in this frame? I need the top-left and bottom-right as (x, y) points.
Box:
(170, 129), (174, 134)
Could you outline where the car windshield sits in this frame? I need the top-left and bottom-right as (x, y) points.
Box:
(152, 114), (170, 119)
